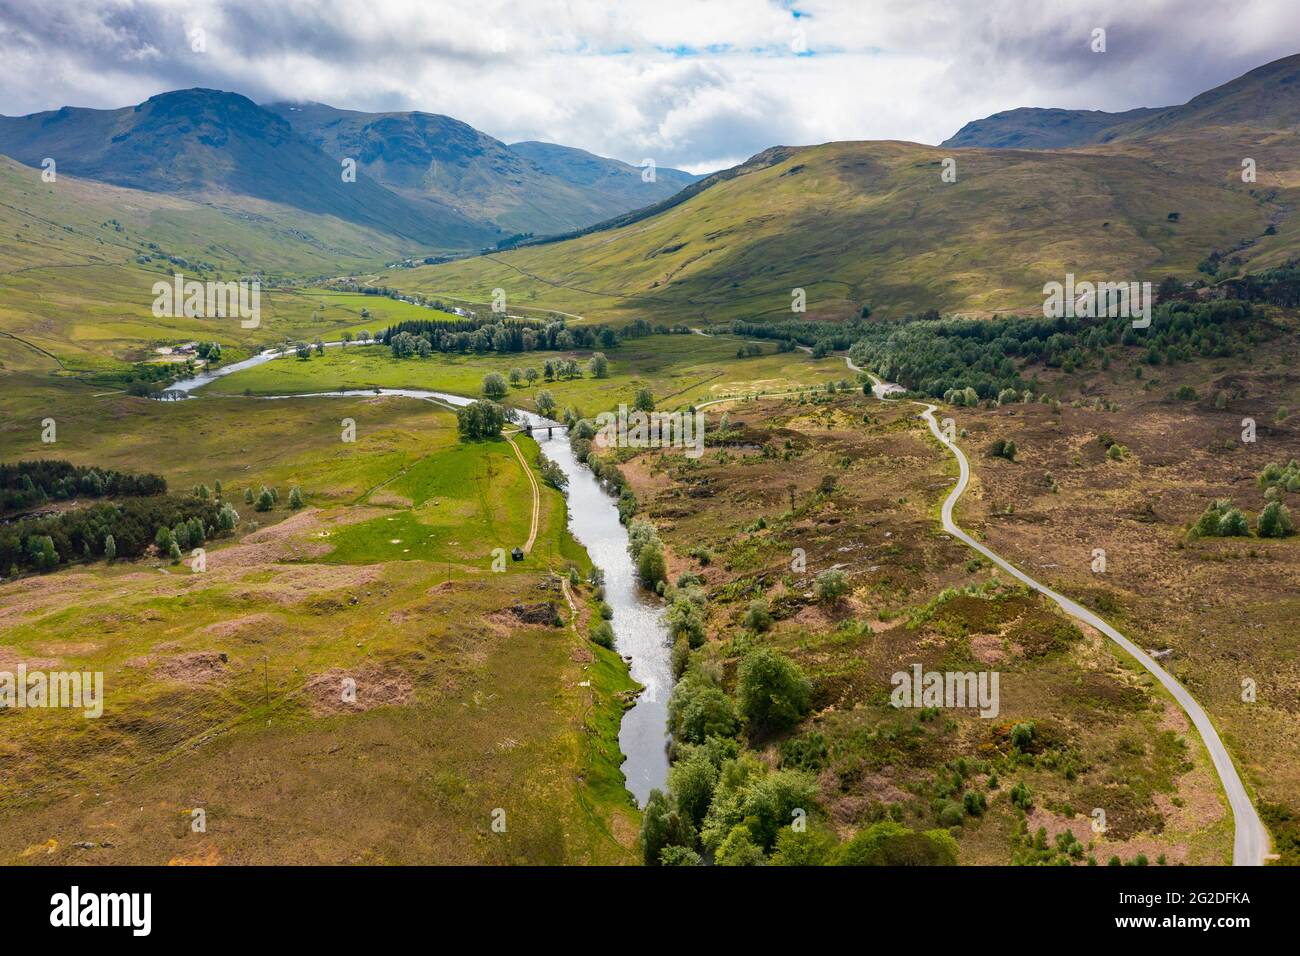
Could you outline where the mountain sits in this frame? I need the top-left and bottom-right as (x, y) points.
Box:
(265, 101), (698, 236)
(0, 89), (490, 250)
(408, 55), (1300, 323)
(941, 106), (1163, 150)
(943, 54), (1300, 150)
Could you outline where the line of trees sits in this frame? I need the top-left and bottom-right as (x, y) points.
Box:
(1, 460), (167, 513)
(1, 495), (224, 577)
(847, 300), (1266, 399)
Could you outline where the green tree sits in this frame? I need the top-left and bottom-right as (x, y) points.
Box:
(1258, 501), (1294, 538)
(588, 352), (609, 378)
(668, 676), (740, 743)
(636, 537), (667, 589)
(634, 387), (655, 412)
(535, 389), (557, 419)
(288, 486), (305, 510)
(482, 372), (509, 401)
(640, 789), (695, 866)
(217, 503), (239, 532)
(255, 488), (275, 512)
(669, 747), (720, 829)
(524, 367), (539, 387)
(104, 534), (116, 562)
(736, 647), (811, 734)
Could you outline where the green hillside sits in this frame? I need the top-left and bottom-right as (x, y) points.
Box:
(401, 55), (1300, 324)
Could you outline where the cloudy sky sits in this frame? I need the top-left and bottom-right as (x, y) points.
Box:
(2, 0), (1298, 173)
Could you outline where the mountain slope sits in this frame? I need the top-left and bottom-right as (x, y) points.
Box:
(401, 138), (1267, 323)
(266, 102), (697, 236)
(941, 106), (1163, 150)
(404, 53), (1299, 323)
(0, 90), (494, 250)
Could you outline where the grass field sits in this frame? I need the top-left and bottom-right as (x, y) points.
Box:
(0, 347), (639, 863)
(204, 333), (851, 415)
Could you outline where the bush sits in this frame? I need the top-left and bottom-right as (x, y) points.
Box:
(743, 598), (772, 632)
(736, 647), (811, 734)
(835, 822), (958, 866)
(590, 621), (615, 649)
(815, 568), (849, 605)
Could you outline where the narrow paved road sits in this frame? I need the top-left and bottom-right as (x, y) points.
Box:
(845, 356), (1268, 865)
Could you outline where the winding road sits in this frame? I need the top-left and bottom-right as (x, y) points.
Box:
(845, 356), (1268, 866)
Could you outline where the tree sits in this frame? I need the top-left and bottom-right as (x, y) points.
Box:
(588, 352), (609, 378)
(217, 503), (239, 532)
(736, 647), (811, 734)
(167, 539), (182, 563)
(295, 342), (311, 360)
(508, 368), (523, 387)
(524, 367), (539, 387)
(669, 679), (740, 743)
(1257, 501), (1294, 538)
(244, 487), (253, 505)
(255, 488), (275, 512)
(669, 747), (720, 829)
(27, 535), (58, 570)
(636, 537), (666, 589)
(456, 401), (507, 440)
(540, 459), (567, 490)
(634, 387), (655, 412)
(288, 486), (305, 510)
(1218, 507), (1250, 537)
(535, 389), (557, 419)
(104, 534), (116, 562)
(640, 789), (695, 866)
(482, 372), (509, 401)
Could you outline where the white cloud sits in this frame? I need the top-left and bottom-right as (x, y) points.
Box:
(1, 0), (1298, 171)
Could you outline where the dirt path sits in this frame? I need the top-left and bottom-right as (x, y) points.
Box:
(504, 431), (540, 554)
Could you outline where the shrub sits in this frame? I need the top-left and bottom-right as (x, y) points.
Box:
(590, 621), (615, 649)
(743, 598), (772, 632)
(815, 568), (849, 604)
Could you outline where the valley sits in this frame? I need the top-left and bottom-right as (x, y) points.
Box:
(2, 45), (1298, 873)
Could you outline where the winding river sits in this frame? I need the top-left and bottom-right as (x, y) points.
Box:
(164, 346), (673, 807)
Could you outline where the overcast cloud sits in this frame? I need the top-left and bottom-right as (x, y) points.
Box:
(2, 0), (1298, 173)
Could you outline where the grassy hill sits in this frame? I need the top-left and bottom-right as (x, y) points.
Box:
(398, 138), (1270, 324)
(401, 55), (1300, 324)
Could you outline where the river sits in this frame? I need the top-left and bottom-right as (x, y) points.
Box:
(164, 348), (673, 807)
